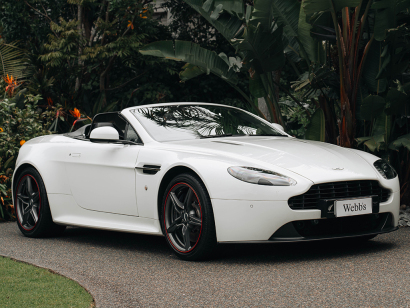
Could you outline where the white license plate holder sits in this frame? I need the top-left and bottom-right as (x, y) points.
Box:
(334, 197), (373, 217)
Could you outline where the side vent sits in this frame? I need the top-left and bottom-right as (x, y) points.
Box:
(135, 165), (161, 175)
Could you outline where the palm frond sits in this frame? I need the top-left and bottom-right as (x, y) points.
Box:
(0, 42), (31, 80)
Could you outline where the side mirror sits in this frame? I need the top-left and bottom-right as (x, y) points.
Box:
(90, 126), (120, 143)
(272, 123), (285, 132)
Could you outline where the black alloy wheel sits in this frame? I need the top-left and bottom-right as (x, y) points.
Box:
(161, 173), (216, 261)
(15, 167), (66, 237)
(16, 174), (41, 231)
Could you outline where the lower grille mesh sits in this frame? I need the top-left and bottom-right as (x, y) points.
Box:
(288, 180), (391, 210)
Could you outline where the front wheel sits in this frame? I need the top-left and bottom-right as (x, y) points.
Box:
(15, 167), (66, 238)
(161, 173), (217, 261)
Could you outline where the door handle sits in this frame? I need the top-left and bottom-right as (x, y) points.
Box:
(69, 153), (81, 157)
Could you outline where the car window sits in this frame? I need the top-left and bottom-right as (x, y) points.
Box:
(131, 105), (287, 142)
(125, 124), (142, 144)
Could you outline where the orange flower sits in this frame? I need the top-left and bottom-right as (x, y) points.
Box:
(20, 140), (25, 146)
(47, 97), (53, 106)
(0, 127), (3, 132)
(127, 20), (134, 29)
(70, 108), (81, 119)
(3, 74), (19, 97)
(140, 8), (148, 19)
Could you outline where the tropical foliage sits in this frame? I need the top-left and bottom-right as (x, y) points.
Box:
(0, 95), (54, 220)
(0, 0), (409, 217)
(143, 0), (410, 203)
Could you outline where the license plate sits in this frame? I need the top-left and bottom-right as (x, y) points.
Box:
(334, 197), (372, 217)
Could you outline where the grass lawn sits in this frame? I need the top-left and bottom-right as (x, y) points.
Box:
(0, 256), (94, 307)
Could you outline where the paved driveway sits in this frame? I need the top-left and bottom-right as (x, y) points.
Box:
(1, 222), (409, 307)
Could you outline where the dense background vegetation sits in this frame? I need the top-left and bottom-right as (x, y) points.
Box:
(0, 0), (409, 219)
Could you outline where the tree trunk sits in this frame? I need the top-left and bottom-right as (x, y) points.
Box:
(75, 5), (83, 92)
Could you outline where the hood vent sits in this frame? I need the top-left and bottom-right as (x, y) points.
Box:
(211, 140), (242, 146)
(136, 165), (161, 175)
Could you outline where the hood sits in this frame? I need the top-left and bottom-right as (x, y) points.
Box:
(166, 137), (379, 184)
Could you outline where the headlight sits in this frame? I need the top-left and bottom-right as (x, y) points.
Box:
(227, 166), (297, 186)
(373, 159), (397, 179)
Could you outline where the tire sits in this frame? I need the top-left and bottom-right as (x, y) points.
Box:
(14, 167), (66, 238)
(160, 173), (217, 261)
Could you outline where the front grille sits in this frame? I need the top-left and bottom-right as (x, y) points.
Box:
(288, 180), (391, 210)
(269, 213), (394, 241)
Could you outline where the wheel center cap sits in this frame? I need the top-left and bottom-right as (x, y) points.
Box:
(29, 199), (33, 207)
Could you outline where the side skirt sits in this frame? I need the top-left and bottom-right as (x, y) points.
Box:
(48, 194), (163, 236)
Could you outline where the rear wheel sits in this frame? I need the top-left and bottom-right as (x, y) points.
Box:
(161, 173), (217, 261)
(15, 167), (66, 238)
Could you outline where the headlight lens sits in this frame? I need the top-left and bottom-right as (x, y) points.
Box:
(227, 166), (297, 186)
(373, 159), (397, 179)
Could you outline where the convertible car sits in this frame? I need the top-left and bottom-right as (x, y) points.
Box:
(13, 103), (399, 260)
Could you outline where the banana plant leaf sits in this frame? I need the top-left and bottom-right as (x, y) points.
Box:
(360, 95), (386, 120)
(356, 134), (385, 152)
(249, 72), (267, 98)
(180, 64), (207, 82)
(385, 89), (410, 116)
(389, 133), (410, 151)
(140, 40), (239, 85)
(184, 0), (244, 42)
(213, 0), (245, 16)
(232, 23), (285, 74)
(302, 0), (362, 15)
(372, 112), (392, 145)
(372, 0), (410, 41)
(305, 108), (325, 142)
(251, 0), (300, 37)
(362, 41), (388, 93)
(297, 5), (318, 62)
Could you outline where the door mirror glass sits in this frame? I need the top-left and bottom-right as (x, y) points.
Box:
(90, 127), (120, 143)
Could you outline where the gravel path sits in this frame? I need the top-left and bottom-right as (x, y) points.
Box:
(1, 222), (409, 307)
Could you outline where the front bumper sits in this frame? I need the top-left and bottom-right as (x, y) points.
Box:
(212, 190), (400, 243)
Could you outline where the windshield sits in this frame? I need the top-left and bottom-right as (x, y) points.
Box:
(131, 104), (287, 142)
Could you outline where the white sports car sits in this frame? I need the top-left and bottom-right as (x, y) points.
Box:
(13, 103), (399, 260)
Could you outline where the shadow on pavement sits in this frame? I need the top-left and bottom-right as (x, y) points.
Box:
(58, 226), (397, 264)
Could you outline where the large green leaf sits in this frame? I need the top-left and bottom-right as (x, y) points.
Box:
(362, 41), (388, 93)
(385, 89), (410, 116)
(374, 6), (395, 41)
(302, 0), (362, 15)
(140, 41), (239, 84)
(252, 0), (301, 37)
(357, 134), (385, 152)
(184, 0), (244, 42)
(249, 72), (267, 98)
(372, 0), (410, 41)
(214, 0), (244, 15)
(297, 4), (317, 62)
(232, 23), (285, 74)
(305, 108), (325, 141)
(389, 133), (410, 151)
(0, 42), (30, 80)
(372, 112), (392, 145)
(179, 64), (206, 81)
(360, 95), (386, 120)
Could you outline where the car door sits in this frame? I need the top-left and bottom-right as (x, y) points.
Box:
(66, 115), (142, 216)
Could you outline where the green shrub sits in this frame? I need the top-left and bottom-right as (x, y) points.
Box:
(0, 94), (53, 220)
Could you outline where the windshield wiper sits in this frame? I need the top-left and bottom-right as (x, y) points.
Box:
(252, 134), (288, 137)
(200, 134), (234, 139)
